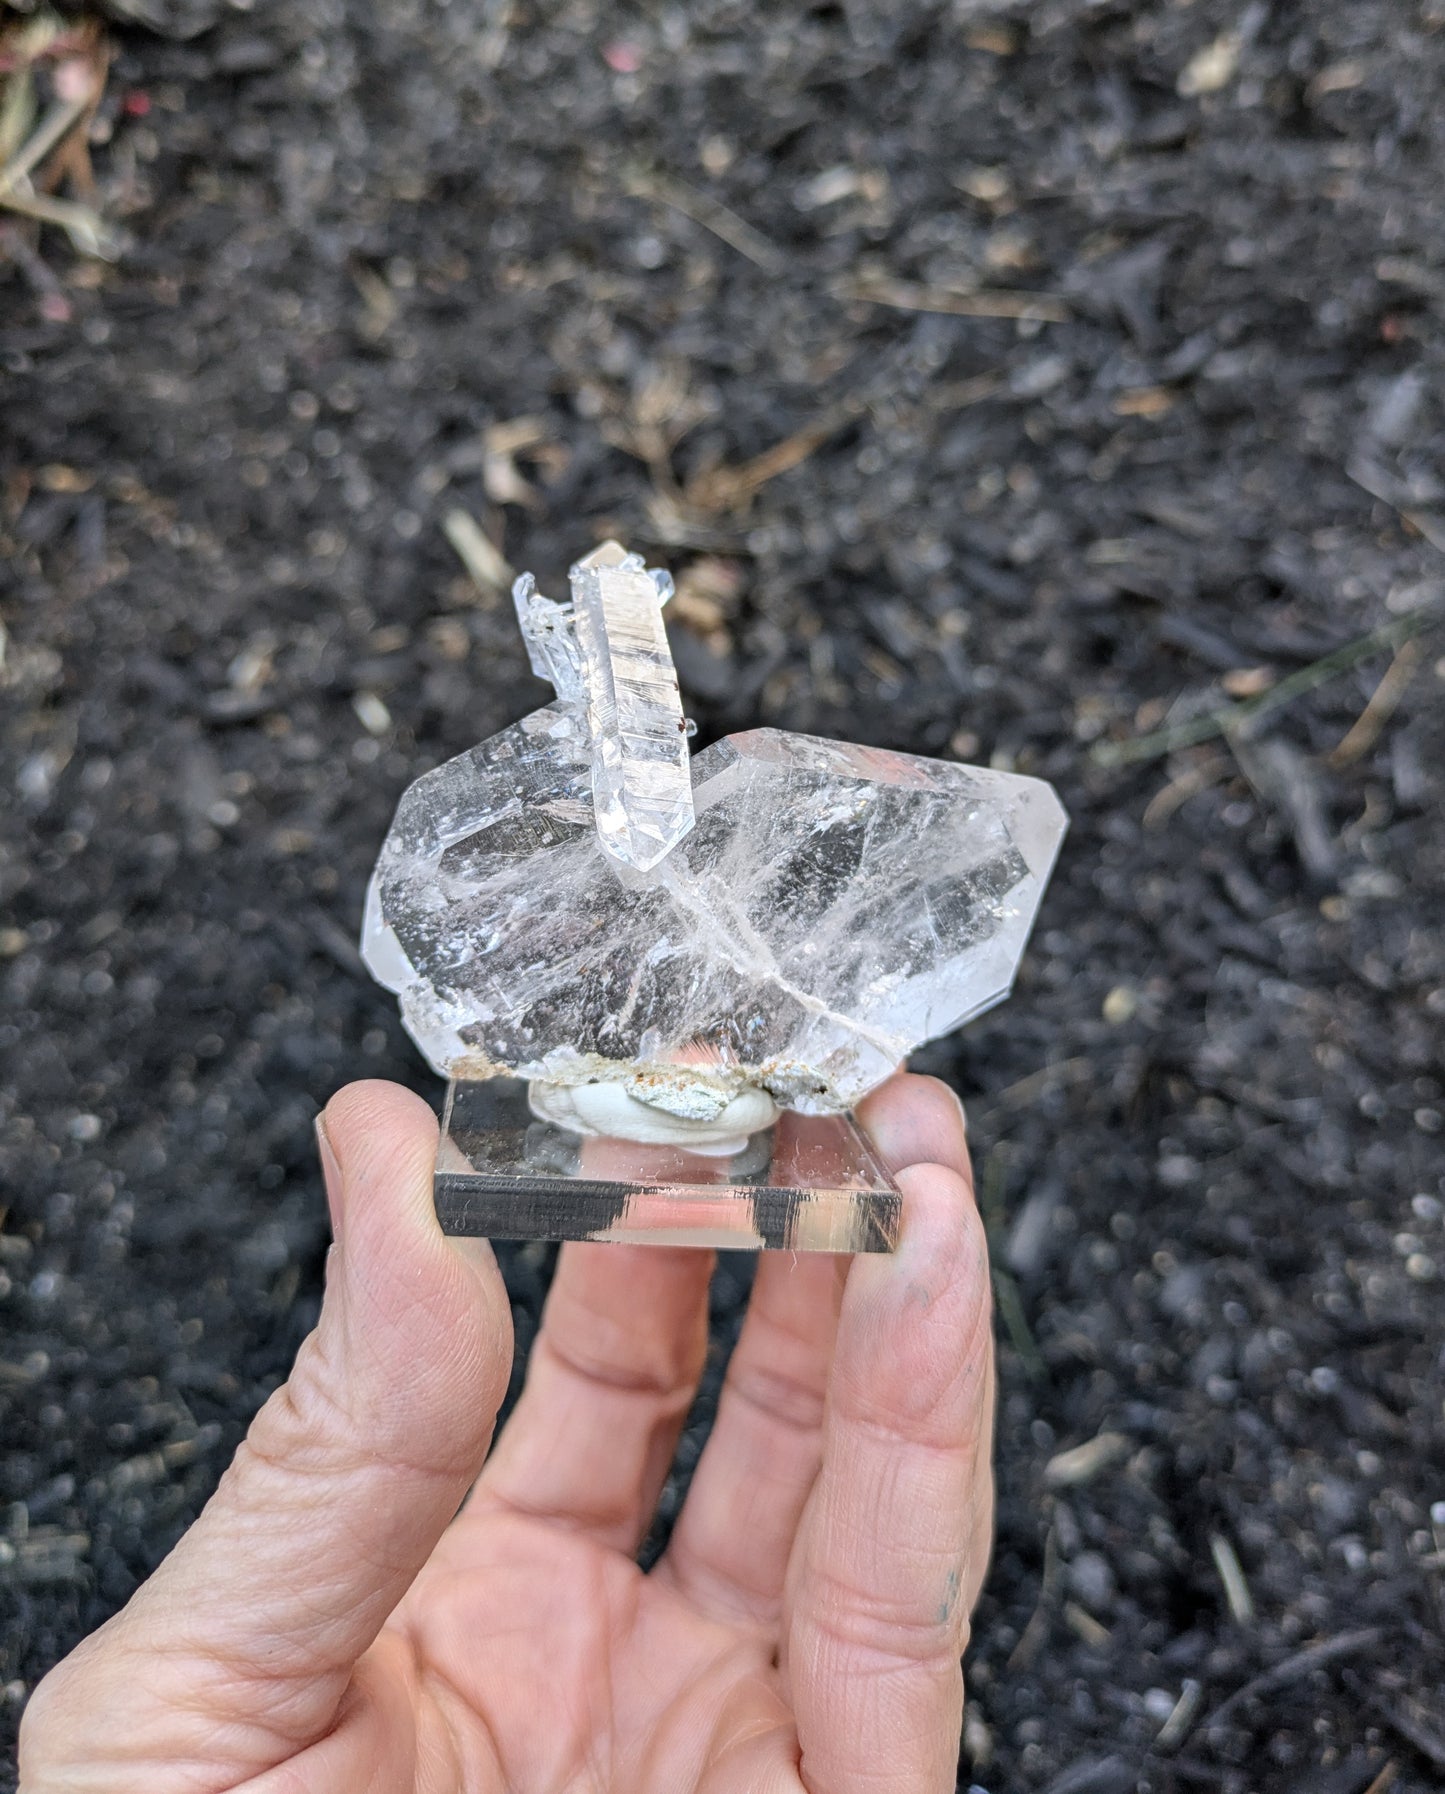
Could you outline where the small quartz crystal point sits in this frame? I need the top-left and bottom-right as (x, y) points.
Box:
(511, 540), (693, 871)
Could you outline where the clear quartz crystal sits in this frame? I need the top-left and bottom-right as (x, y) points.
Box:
(569, 546), (695, 872)
(510, 571), (583, 702)
(508, 541), (694, 871)
(362, 711), (1068, 1114)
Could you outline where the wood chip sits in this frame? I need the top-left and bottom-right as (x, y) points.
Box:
(1220, 665), (1273, 697)
(1328, 636), (1426, 768)
(622, 161), (784, 273)
(1044, 1432), (1130, 1490)
(836, 273), (1068, 323)
(1209, 1531), (1255, 1625)
(443, 509), (513, 595)
(1112, 385), (1175, 418)
(1178, 34), (1240, 98)
(1154, 1678), (1203, 1752)
(1141, 752), (1233, 830)
(1063, 1601), (1112, 1647)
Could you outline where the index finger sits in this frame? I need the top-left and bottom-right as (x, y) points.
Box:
(20, 1081), (515, 1787)
(784, 1078), (994, 1794)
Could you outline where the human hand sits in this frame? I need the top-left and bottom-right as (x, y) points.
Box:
(20, 1072), (994, 1794)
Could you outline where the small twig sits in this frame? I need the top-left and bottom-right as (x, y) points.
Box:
(621, 161), (785, 273)
(683, 397), (862, 515)
(1376, 1705), (1445, 1772)
(976, 1148), (1047, 1384)
(0, 182), (114, 256)
(1062, 1600), (1111, 1647)
(1093, 604), (1441, 768)
(0, 217), (71, 308)
(1044, 1432), (1130, 1491)
(46, 38), (110, 205)
(1153, 1679), (1203, 1753)
(993, 1264), (1047, 1383)
(1203, 1627), (1383, 1733)
(1349, 456), (1445, 556)
(1361, 1760), (1399, 1794)
(0, 61), (36, 168)
(1344, 1670), (1445, 1773)
(927, 371), (1005, 411)
(968, 1056), (1090, 1130)
(1142, 751), (1233, 828)
(0, 94), (88, 196)
(0, 59), (115, 257)
(1328, 635), (1426, 767)
(443, 509), (513, 596)
(836, 273), (1070, 324)
(1007, 1523), (1060, 1671)
(1209, 1532), (1254, 1625)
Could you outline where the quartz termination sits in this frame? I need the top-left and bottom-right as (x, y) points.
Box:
(512, 540), (693, 872)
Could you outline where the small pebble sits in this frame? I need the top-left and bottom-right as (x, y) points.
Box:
(352, 692), (392, 736)
(1143, 1687), (1176, 1723)
(1067, 1551), (1116, 1611)
(1102, 984), (1137, 1025)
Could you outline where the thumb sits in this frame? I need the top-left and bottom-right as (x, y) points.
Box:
(21, 1079), (512, 1786)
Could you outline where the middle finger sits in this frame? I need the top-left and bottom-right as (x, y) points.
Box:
(658, 1073), (970, 1626)
(468, 1229), (714, 1556)
(655, 1235), (846, 1627)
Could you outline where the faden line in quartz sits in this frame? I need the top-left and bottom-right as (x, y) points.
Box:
(362, 708), (1068, 1115)
(510, 540), (693, 871)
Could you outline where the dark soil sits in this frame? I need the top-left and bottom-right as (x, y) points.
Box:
(4, 2), (1445, 1789)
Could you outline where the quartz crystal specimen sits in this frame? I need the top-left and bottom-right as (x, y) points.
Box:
(362, 585), (1068, 1113)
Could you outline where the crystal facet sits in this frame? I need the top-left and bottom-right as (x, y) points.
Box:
(362, 709), (1067, 1114)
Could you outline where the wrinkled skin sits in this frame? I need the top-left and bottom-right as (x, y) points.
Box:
(21, 1073), (994, 1794)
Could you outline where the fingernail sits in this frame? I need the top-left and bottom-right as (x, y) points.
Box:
(315, 1113), (344, 1240)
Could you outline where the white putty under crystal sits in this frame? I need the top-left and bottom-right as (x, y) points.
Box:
(529, 1080), (779, 1155)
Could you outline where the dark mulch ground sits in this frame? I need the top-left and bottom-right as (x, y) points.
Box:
(4, 1), (1445, 1788)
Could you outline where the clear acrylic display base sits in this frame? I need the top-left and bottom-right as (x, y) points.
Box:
(435, 1078), (900, 1253)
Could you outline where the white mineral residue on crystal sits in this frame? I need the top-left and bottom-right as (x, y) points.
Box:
(361, 708), (1068, 1113)
(570, 554), (695, 872)
(622, 1071), (733, 1120)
